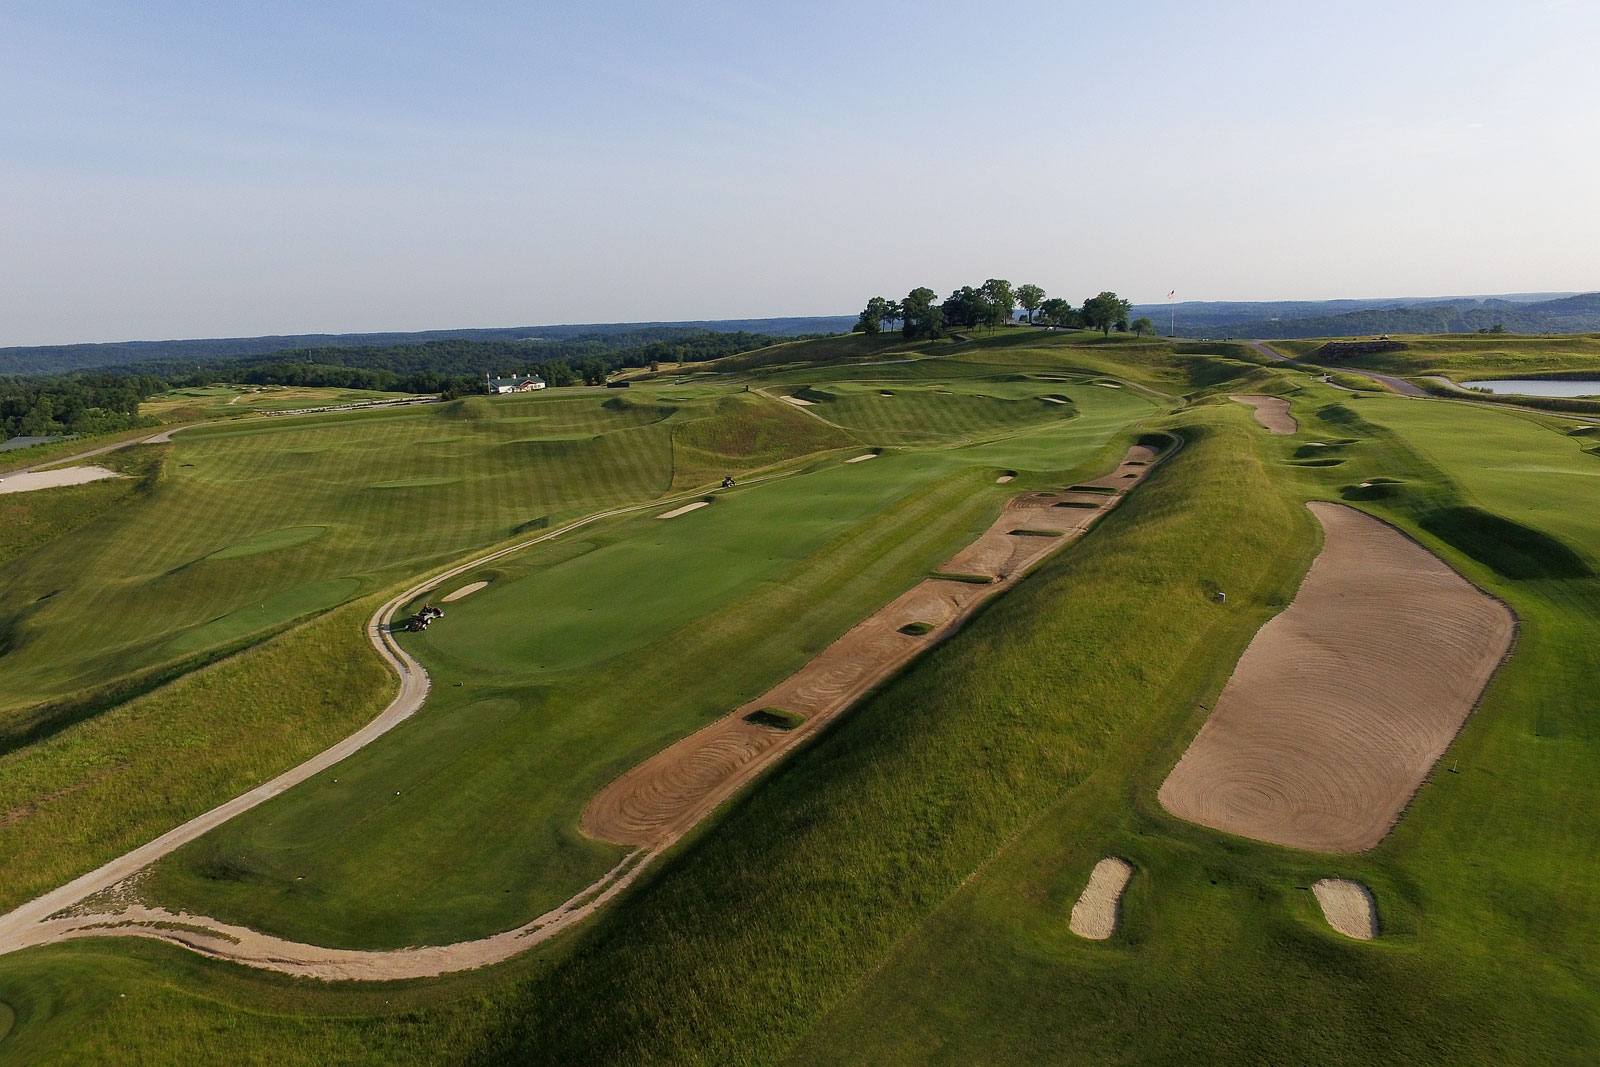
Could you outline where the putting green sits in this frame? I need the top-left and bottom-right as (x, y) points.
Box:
(205, 525), (328, 560)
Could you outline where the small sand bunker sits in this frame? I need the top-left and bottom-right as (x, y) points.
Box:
(1312, 879), (1377, 940)
(1094, 381), (1123, 389)
(1230, 394), (1297, 434)
(846, 453), (878, 463)
(0, 465), (124, 495)
(782, 395), (815, 407)
(1039, 395), (1070, 405)
(1158, 502), (1514, 852)
(996, 474), (1015, 484)
(1069, 857), (1134, 940)
(441, 581), (488, 603)
(658, 500), (711, 519)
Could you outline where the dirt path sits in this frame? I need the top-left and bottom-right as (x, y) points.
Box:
(0, 441), (1173, 978)
(1158, 502), (1515, 852)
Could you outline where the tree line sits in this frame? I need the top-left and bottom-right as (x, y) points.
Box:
(1, 330), (795, 438)
(856, 283), (1154, 338)
(0, 374), (164, 438)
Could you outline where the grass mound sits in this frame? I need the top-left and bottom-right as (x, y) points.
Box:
(1008, 528), (1063, 537)
(744, 707), (806, 731)
(931, 572), (997, 584)
(1292, 458), (1345, 467)
(898, 621), (935, 636)
(205, 525), (327, 560)
(1418, 505), (1593, 580)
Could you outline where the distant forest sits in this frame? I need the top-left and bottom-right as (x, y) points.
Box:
(0, 328), (793, 439)
(1130, 291), (1600, 339)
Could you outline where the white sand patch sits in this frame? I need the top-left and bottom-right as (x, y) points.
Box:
(846, 453), (878, 463)
(1069, 857), (1134, 940)
(996, 475), (1015, 484)
(1040, 396), (1070, 405)
(0, 466), (124, 495)
(782, 395), (815, 407)
(1095, 381), (1123, 388)
(657, 500), (711, 519)
(1312, 879), (1377, 940)
(441, 581), (488, 603)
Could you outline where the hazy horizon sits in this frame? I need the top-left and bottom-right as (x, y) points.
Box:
(4, 0), (1597, 347)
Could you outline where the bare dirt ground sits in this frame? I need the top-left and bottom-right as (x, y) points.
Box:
(0, 466), (124, 494)
(583, 441), (1171, 848)
(440, 581), (488, 603)
(1312, 878), (1377, 939)
(1069, 857), (1134, 940)
(1158, 502), (1515, 852)
(1229, 394), (1298, 434)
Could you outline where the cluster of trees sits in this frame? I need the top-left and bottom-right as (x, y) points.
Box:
(856, 284), (1148, 339)
(0, 374), (163, 438)
(1, 329), (795, 438)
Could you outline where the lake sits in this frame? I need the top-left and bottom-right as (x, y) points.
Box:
(1460, 379), (1600, 398)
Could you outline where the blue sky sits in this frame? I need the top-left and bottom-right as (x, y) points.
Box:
(2, 0), (1597, 345)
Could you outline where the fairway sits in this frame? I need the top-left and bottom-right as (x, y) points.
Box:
(6, 331), (1600, 1064)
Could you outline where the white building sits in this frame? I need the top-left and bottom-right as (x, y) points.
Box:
(486, 373), (547, 394)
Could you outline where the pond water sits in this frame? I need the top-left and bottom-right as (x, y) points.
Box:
(1460, 379), (1600, 398)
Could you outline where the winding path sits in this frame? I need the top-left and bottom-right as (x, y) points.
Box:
(0, 437), (1173, 980)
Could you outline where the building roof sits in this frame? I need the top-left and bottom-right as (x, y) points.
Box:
(486, 374), (545, 388)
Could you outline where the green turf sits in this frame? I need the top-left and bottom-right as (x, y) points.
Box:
(25, 346), (1600, 1063)
(0, 387), (849, 721)
(142, 386), (1153, 950)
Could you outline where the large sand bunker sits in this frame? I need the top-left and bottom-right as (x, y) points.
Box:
(584, 441), (1171, 848)
(0, 465), (124, 494)
(1230, 394), (1297, 434)
(1312, 878), (1377, 939)
(1069, 857), (1133, 940)
(1158, 502), (1514, 852)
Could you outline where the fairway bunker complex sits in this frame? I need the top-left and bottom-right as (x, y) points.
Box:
(583, 442), (1168, 849)
(1158, 502), (1514, 852)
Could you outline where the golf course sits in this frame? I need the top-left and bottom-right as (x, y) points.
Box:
(2, 327), (1599, 1064)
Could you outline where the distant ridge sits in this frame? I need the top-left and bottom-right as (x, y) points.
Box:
(1130, 291), (1599, 339)
(0, 316), (857, 376)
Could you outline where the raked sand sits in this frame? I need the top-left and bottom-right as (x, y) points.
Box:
(1069, 858), (1134, 940)
(0, 466), (124, 494)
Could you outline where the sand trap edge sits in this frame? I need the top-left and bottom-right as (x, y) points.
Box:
(657, 500), (711, 519)
(441, 581), (488, 603)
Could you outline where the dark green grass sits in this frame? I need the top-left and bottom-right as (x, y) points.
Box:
(929, 572), (996, 584)
(897, 621), (935, 636)
(0, 599), (392, 915)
